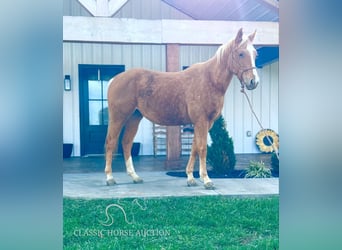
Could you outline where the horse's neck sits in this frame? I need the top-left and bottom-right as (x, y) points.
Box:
(206, 57), (234, 94)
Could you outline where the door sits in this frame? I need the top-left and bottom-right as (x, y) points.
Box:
(79, 64), (125, 156)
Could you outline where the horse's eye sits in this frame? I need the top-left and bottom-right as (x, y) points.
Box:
(239, 52), (244, 58)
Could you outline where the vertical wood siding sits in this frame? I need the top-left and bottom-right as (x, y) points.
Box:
(64, 42), (278, 155)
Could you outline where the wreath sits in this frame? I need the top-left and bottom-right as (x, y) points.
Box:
(255, 129), (279, 153)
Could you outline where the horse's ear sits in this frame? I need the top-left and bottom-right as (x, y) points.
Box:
(235, 28), (243, 45)
(248, 30), (257, 42)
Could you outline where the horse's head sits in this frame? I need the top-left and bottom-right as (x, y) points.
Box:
(230, 28), (260, 90)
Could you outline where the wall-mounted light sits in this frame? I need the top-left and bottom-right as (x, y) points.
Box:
(64, 75), (71, 91)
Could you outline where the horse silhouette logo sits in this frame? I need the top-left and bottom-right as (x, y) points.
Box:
(99, 199), (147, 226)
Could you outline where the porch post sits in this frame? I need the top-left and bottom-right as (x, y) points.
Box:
(165, 44), (182, 169)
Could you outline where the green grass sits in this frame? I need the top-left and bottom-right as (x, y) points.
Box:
(64, 196), (279, 249)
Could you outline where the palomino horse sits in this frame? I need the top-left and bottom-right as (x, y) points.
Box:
(104, 28), (259, 189)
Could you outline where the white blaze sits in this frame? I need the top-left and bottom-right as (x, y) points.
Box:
(247, 43), (260, 83)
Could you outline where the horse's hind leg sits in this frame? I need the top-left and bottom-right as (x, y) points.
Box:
(104, 118), (125, 185)
(121, 110), (143, 183)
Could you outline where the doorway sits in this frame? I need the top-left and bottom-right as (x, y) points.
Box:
(79, 64), (125, 156)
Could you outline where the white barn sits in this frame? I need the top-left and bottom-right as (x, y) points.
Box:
(63, 0), (279, 157)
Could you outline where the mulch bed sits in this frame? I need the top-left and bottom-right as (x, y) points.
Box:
(166, 170), (279, 178)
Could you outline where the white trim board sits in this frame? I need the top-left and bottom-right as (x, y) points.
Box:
(63, 16), (278, 45)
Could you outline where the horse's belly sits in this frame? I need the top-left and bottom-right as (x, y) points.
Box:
(138, 102), (191, 126)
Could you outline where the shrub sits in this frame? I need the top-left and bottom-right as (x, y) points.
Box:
(245, 161), (272, 178)
(207, 115), (236, 175)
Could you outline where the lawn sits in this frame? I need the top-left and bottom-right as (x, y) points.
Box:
(64, 196), (278, 249)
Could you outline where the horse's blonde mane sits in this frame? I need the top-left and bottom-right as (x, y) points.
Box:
(215, 37), (251, 68)
(215, 39), (235, 66)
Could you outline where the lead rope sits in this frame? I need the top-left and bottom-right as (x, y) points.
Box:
(240, 86), (280, 161)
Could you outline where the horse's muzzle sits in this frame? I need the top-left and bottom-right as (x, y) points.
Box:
(240, 67), (259, 90)
(245, 78), (259, 90)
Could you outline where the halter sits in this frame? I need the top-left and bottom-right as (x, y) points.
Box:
(239, 67), (257, 89)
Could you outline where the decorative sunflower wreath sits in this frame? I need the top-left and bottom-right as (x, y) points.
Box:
(255, 129), (279, 153)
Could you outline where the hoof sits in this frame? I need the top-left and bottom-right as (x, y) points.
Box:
(204, 182), (215, 190)
(133, 177), (143, 184)
(187, 179), (198, 187)
(106, 178), (116, 186)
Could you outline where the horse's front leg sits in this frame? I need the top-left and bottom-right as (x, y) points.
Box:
(194, 121), (214, 189)
(104, 128), (118, 186)
(186, 137), (198, 187)
(104, 119), (124, 185)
